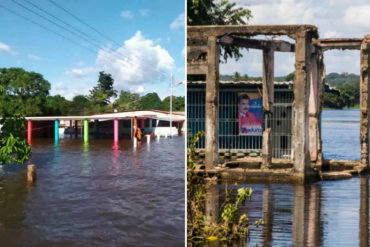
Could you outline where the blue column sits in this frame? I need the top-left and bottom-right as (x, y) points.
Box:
(55, 119), (59, 142)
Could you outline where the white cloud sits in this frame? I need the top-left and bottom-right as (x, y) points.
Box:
(0, 41), (17, 55)
(96, 31), (174, 91)
(137, 85), (145, 93)
(343, 5), (370, 31)
(170, 13), (185, 30)
(27, 54), (40, 60)
(140, 9), (150, 16)
(66, 66), (96, 78)
(181, 47), (185, 57)
(121, 10), (133, 19)
(53, 31), (175, 99)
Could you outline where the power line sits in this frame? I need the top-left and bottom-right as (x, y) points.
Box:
(23, 0), (104, 46)
(0, 4), (129, 69)
(11, 0), (131, 64)
(12, 0), (102, 49)
(48, 0), (121, 47)
(0, 4), (96, 54)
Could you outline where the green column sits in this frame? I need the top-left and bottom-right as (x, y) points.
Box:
(84, 120), (89, 143)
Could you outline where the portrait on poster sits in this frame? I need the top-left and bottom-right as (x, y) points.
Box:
(238, 92), (262, 136)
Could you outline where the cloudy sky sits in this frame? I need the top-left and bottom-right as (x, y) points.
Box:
(221, 0), (369, 76)
(0, 0), (185, 99)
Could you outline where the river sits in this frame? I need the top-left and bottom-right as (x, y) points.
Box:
(0, 136), (185, 246)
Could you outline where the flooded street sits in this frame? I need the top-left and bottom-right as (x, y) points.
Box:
(0, 137), (185, 246)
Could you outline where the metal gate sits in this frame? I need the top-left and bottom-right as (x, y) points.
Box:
(187, 84), (294, 158)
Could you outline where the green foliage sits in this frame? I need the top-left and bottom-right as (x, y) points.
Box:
(187, 131), (255, 244)
(44, 95), (71, 116)
(285, 72), (294, 82)
(89, 71), (117, 105)
(114, 91), (140, 111)
(0, 116), (31, 165)
(138, 92), (162, 110)
(0, 67), (50, 116)
(69, 95), (92, 115)
(187, 0), (252, 62)
(160, 96), (185, 111)
(232, 72), (241, 81)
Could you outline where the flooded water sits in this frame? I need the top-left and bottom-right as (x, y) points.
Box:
(0, 137), (185, 246)
(202, 109), (369, 247)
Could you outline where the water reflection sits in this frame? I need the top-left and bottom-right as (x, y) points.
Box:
(0, 137), (185, 246)
(205, 178), (370, 247)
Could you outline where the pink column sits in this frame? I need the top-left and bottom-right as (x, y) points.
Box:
(112, 118), (119, 149)
(141, 119), (144, 129)
(27, 120), (32, 144)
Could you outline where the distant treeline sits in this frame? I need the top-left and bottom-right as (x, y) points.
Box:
(0, 67), (184, 117)
(221, 72), (360, 109)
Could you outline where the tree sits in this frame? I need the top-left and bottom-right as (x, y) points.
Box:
(44, 95), (71, 116)
(161, 96), (185, 111)
(139, 93), (162, 110)
(114, 91), (140, 111)
(233, 72), (241, 81)
(285, 72), (294, 81)
(0, 67), (50, 116)
(187, 0), (252, 61)
(0, 85), (31, 165)
(69, 95), (92, 115)
(89, 71), (117, 105)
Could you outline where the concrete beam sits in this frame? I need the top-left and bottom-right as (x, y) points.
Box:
(188, 24), (319, 39)
(313, 38), (362, 51)
(219, 36), (295, 52)
(205, 36), (220, 170)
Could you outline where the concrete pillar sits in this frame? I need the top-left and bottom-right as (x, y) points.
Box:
(54, 119), (59, 142)
(84, 120), (89, 143)
(262, 48), (274, 169)
(359, 178), (369, 247)
(205, 183), (219, 224)
(262, 128), (272, 169)
(27, 120), (32, 144)
(262, 48), (274, 113)
(316, 51), (325, 166)
(360, 36), (370, 167)
(308, 51), (319, 163)
(94, 119), (100, 138)
(292, 31), (312, 179)
(205, 35), (220, 170)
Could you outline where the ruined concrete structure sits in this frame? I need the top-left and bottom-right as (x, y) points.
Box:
(187, 25), (370, 183)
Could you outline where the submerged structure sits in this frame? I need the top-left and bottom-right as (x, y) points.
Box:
(24, 110), (185, 147)
(187, 24), (370, 183)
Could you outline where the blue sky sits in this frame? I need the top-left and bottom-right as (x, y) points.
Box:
(0, 0), (185, 99)
(221, 0), (369, 77)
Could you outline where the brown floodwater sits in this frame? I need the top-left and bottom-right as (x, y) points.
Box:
(0, 136), (185, 246)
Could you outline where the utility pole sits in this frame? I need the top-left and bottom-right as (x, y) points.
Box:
(170, 72), (173, 137)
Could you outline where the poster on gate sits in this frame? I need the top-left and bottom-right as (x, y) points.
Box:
(238, 92), (262, 136)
